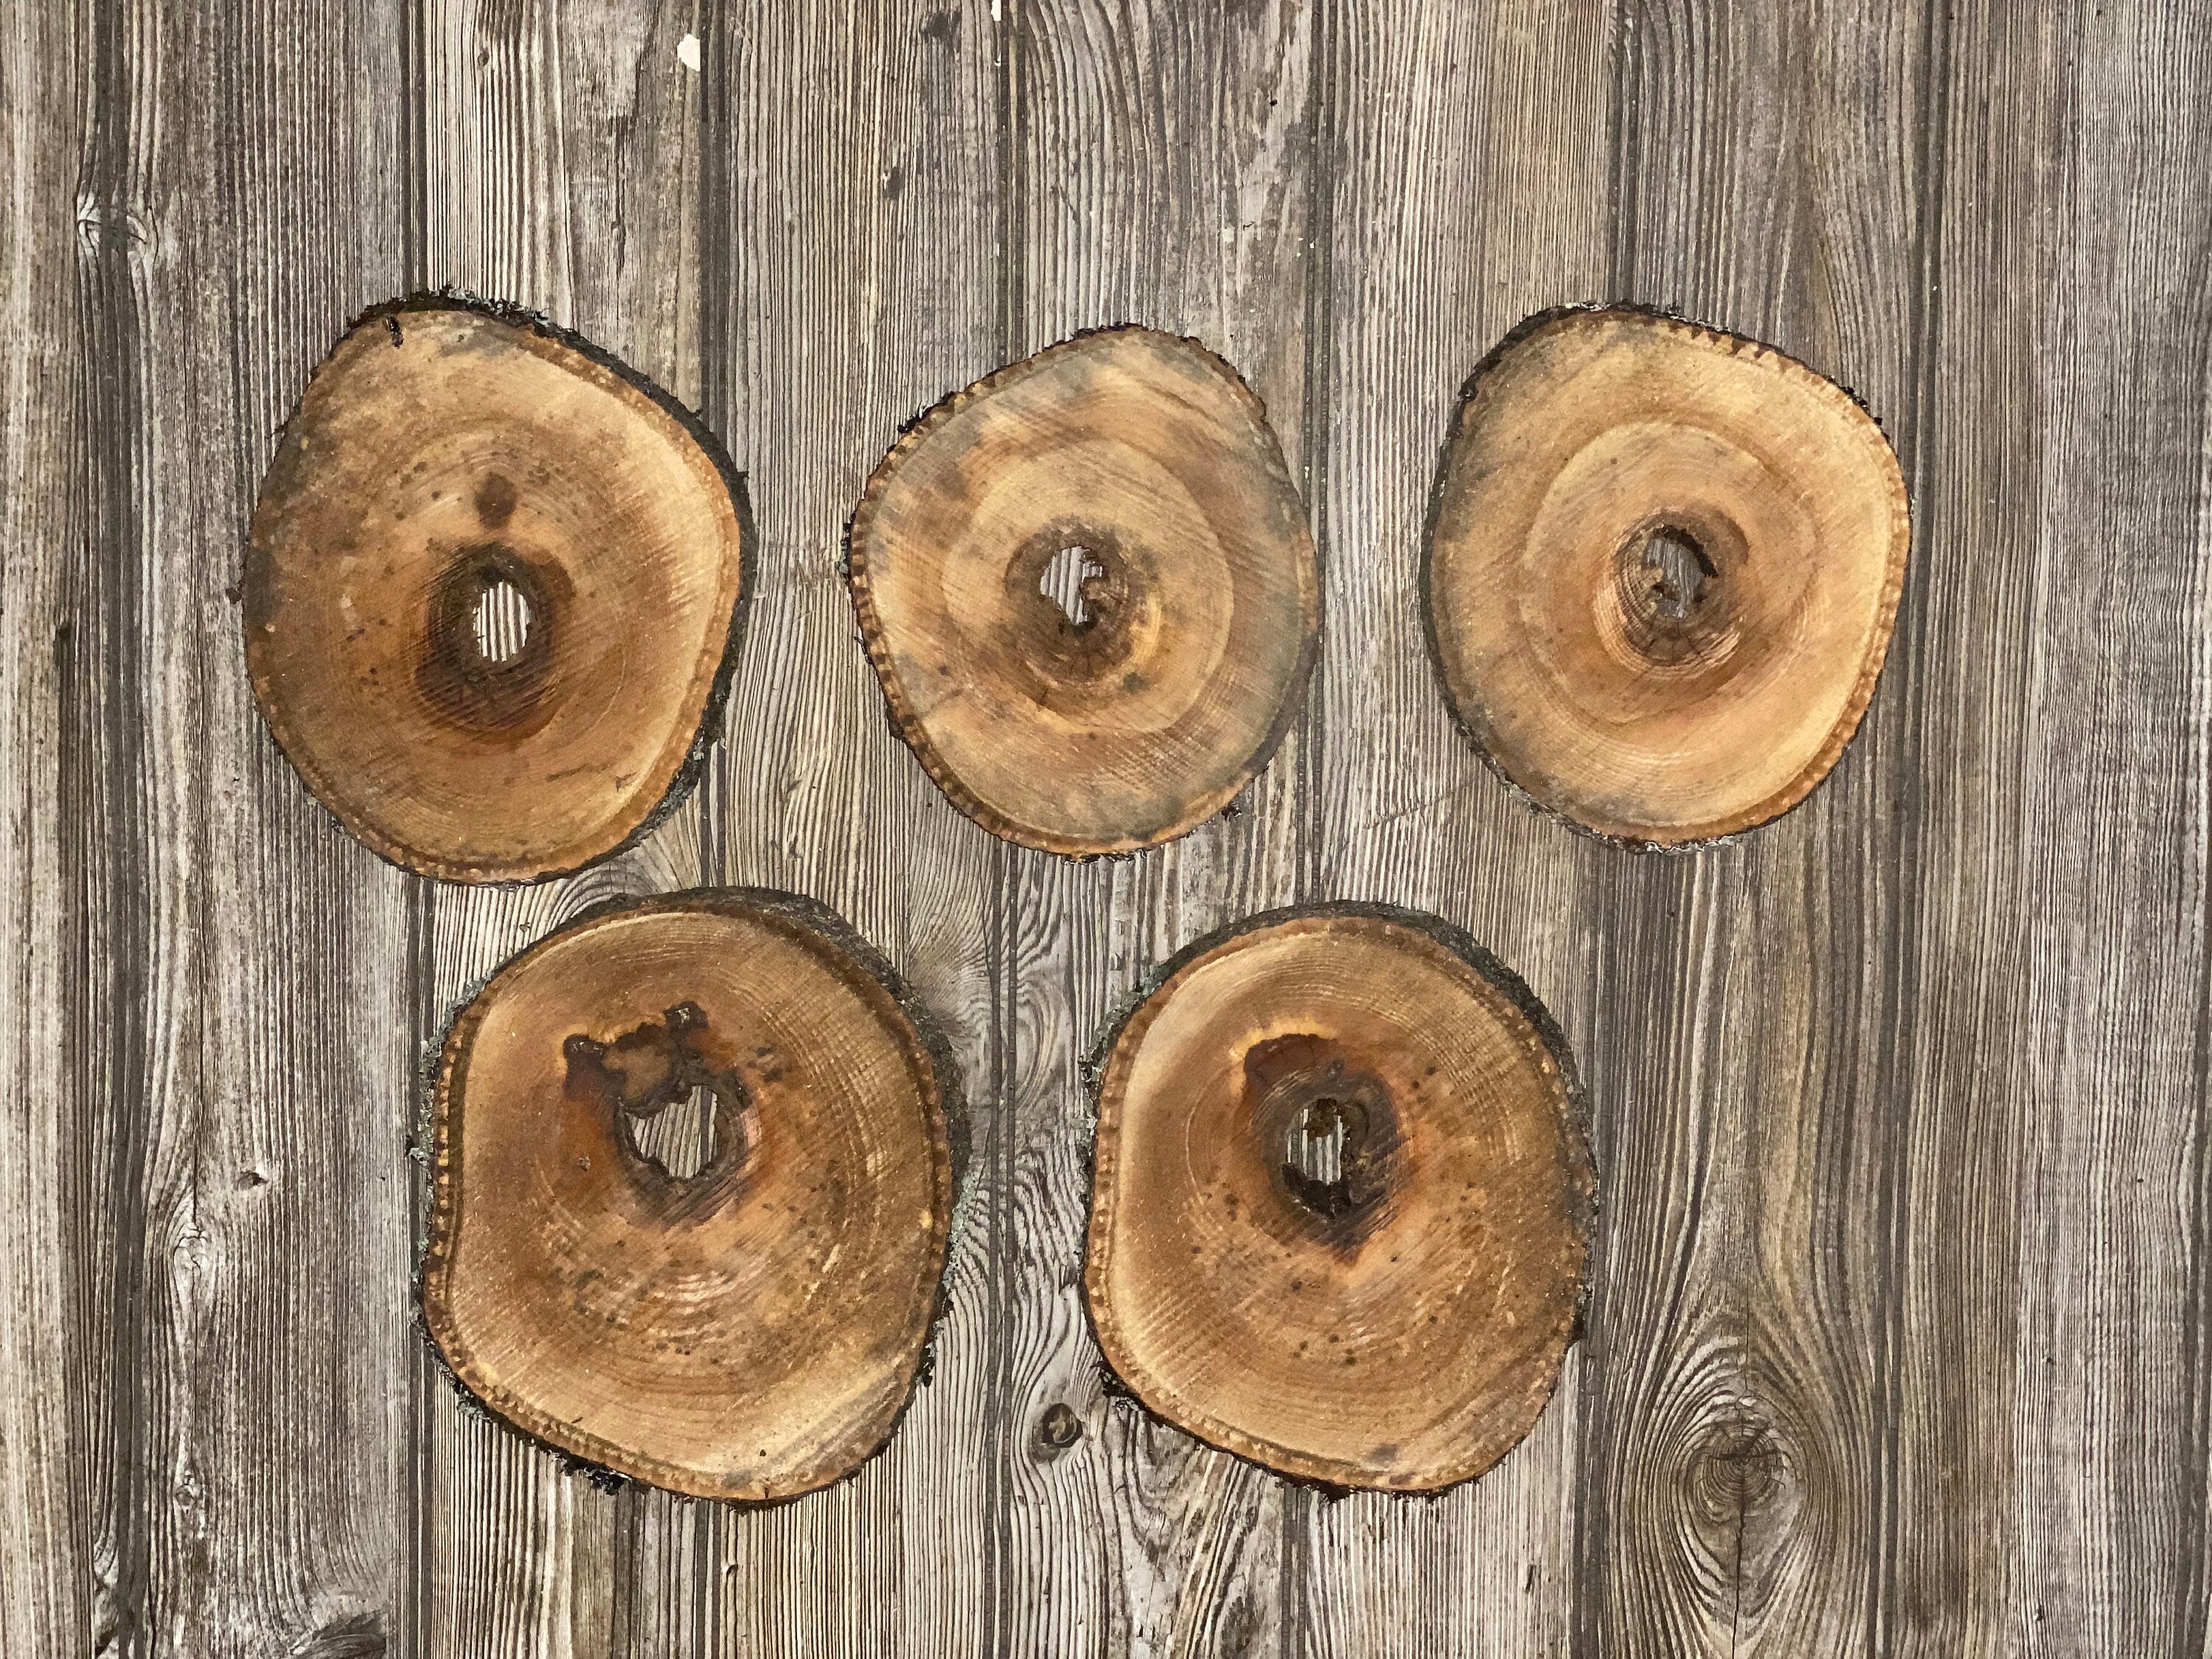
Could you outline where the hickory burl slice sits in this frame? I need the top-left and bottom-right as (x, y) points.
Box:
(849, 327), (1318, 855)
(1425, 307), (1909, 845)
(420, 889), (956, 1500)
(246, 297), (747, 880)
(1085, 904), (1594, 1492)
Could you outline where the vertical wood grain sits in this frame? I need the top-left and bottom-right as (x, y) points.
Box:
(703, 3), (1004, 1651)
(998, 4), (1315, 1653)
(1294, 4), (1611, 1654)
(1885, 3), (2212, 1653)
(1574, 2), (1929, 1654)
(411, 4), (714, 1656)
(67, 0), (419, 1652)
(2009, 7), (2212, 1644)
(1878, 2), (2030, 1648)
(10, 3), (2212, 1653)
(0, 1), (91, 1651)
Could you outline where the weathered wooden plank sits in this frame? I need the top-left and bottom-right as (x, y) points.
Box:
(0, 2), (92, 1652)
(1573, 2), (1929, 1654)
(702, 4), (1004, 1651)
(1877, 3), (2038, 1648)
(1880, 6), (2212, 1645)
(60, 2), (138, 1643)
(13, 4), (2212, 1652)
(998, 3), (1315, 1652)
(1891, 4), (2212, 1653)
(2017, 10), (2212, 1644)
(1293, 3), (1610, 1653)
(68, 0), (420, 1651)
(411, 5), (714, 1656)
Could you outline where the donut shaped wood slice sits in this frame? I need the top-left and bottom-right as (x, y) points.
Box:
(420, 890), (955, 1500)
(849, 327), (1318, 855)
(246, 299), (747, 880)
(1426, 308), (1909, 845)
(1085, 905), (1594, 1492)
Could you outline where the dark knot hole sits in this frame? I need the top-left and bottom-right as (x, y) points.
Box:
(625, 1079), (723, 1181)
(420, 543), (559, 731)
(1639, 525), (1717, 619)
(1282, 1097), (1367, 1220)
(470, 575), (533, 665)
(563, 1002), (751, 1197)
(1039, 543), (1109, 631)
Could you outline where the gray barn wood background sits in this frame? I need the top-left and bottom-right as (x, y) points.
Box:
(4, 0), (2208, 1652)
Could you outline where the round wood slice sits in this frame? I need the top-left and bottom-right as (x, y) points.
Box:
(848, 327), (1319, 855)
(420, 890), (956, 1500)
(1084, 905), (1594, 1492)
(1425, 308), (1909, 845)
(246, 298), (748, 881)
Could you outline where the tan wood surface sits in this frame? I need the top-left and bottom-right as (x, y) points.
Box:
(850, 326), (1318, 855)
(7, 0), (2209, 1653)
(246, 302), (747, 880)
(422, 891), (954, 1501)
(1426, 308), (1909, 846)
(1085, 906), (1593, 1493)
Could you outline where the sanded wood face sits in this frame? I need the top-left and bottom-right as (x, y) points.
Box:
(420, 891), (954, 1500)
(245, 301), (746, 880)
(849, 327), (1319, 855)
(1426, 309), (1909, 845)
(1085, 908), (1594, 1492)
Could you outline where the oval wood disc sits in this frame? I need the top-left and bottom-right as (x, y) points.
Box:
(848, 327), (1319, 855)
(420, 890), (956, 1500)
(1084, 905), (1594, 1492)
(246, 298), (748, 880)
(1425, 308), (1909, 845)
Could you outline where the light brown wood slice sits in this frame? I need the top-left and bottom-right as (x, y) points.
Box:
(1084, 905), (1594, 1492)
(1425, 307), (1910, 845)
(420, 889), (956, 1500)
(245, 297), (748, 881)
(847, 327), (1319, 855)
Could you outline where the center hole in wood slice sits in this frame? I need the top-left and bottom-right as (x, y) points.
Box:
(1039, 544), (1109, 631)
(421, 546), (561, 732)
(1638, 525), (1715, 619)
(1282, 1097), (1359, 1218)
(626, 1080), (721, 1181)
(563, 1004), (751, 1205)
(471, 575), (533, 664)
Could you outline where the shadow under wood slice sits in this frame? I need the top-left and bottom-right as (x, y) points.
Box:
(1083, 904), (1596, 1493)
(1425, 307), (1910, 846)
(244, 296), (748, 882)
(419, 889), (957, 1501)
(847, 326), (1319, 856)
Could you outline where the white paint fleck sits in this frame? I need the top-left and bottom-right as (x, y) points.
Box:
(677, 32), (701, 72)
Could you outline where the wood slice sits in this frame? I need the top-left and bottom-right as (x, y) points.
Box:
(1425, 307), (1909, 845)
(1084, 905), (1594, 1492)
(245, 297), (748, 881)
(847, 327), (1319, 855)
(420, 889), (956, 1500)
